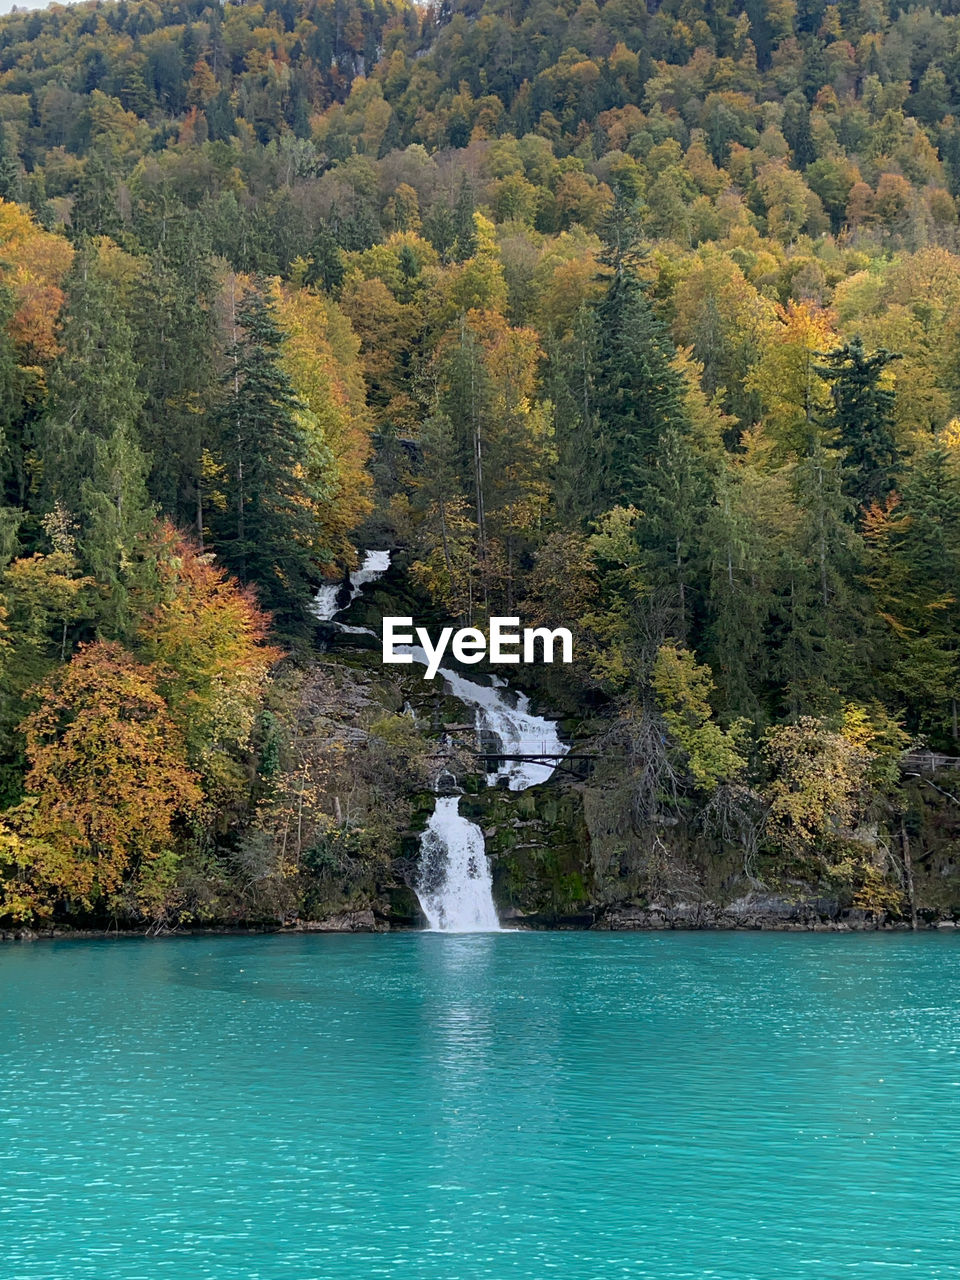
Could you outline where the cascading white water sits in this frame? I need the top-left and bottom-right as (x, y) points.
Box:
(312, 550), (567, 934)
(415, 796), (501, 932)
(401, 648), (565, 791)
(313, 549), (392, 622)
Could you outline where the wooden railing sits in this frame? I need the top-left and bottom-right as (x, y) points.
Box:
(902, 751), (960, 774)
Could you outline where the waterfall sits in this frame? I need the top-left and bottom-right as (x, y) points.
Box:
(312, 550), (567, 933)
(400, 647), (566, 933)
(415, 796), (501, 933)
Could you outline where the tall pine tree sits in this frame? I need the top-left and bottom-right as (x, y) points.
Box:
(817, 336), (902, 513)
(589, 265), (688, 518)
(0, 281), (23, 563)
(212, 282), (321, 631)
(772, 440), (868, 714)
(453, 177), (477, 263)
(35, 244), (154, 636)
(132, 214), (218, 532)
(865, 442), (960, 745)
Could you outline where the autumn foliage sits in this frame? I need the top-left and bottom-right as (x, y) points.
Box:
(6, 0), (960, 927)
(137, 525), (282, 799)
(0, 199), (73, 363)
(17, 642), (201, 916)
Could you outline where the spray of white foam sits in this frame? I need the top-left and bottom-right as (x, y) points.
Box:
(398, 646), (565, 790)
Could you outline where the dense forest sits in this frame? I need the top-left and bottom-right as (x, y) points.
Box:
(4, 0), (960, 930)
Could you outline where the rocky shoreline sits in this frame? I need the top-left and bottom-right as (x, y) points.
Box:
(4, 899), (959, 942)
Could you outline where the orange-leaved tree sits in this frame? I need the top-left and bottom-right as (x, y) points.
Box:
(18, 641), (201, 916)
(136, 524), (282, 803)
(0, 198), (74, 364)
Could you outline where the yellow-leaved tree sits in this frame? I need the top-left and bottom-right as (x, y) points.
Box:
(652, 644), (748, 790)
(746, 300), (839, 459)
(761, 709), (909, 913)
(0, 198), (74, 364)
(275, 285), (374, 569)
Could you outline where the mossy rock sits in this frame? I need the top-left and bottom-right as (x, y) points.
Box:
(460, 781), (593, 919)
(383, 883), (423, 926)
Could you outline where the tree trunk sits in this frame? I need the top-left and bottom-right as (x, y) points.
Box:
(676, 536), (686, 636)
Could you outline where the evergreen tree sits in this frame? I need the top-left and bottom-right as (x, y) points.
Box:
(866, 443), (960, 745)
(212, 283), (321, 630)
(206, 89), (237, 142)
(589, 266), (688, 518)
(598, 187), (645, 278)
(0, 123), (21, 202)
(440, 321), (494, 596)
(548, 196), (688, 527)
(80, 422), (155, 637)
(702, 464), (769, 718)
(132, 216), (218, 531)
(410, 411), (478, 619)
(772, 441), (868, 714)
(0, 281), (23, 553)
(576, 185), (696, 519)
(304, 221), (346, 293)
(453, 177), (477, 263)
(337, 203), (381, 253)
(637, 422), (713, 643)
(423, 199), (455, 262)
(546, 305), (600, 524)
(71, 150), (121, 240)
(817, 337), (902, 513)
(37, 246), (145, 511)
(34, 246), (154, 636)
(782, 96), (816, 169)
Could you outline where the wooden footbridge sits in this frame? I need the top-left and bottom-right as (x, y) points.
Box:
(473, 749), (960, 783)
(475, 750), (602, 779)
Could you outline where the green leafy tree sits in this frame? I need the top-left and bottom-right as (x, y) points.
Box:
(652, 644), (748, 791)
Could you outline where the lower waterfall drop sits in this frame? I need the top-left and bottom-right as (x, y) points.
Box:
(415, 795), (501, 933)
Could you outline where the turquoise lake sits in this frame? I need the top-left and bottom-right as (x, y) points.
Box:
(2, 931), (959, 1279)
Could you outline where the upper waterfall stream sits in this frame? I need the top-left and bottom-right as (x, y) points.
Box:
(313, 550), (392, 622)
(313, 552), (567, 932)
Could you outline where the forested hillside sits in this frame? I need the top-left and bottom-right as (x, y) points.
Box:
(4, 0), (960, 930)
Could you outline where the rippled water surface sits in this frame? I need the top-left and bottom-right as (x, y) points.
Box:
(2, 932), (960, 1279)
